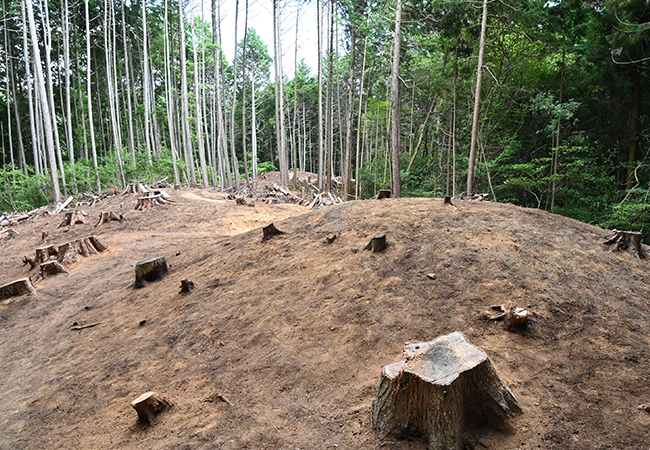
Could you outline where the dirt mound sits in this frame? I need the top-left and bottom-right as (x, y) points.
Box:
(1, 195), (650, 449)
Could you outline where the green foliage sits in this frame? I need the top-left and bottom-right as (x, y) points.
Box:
(0, 168), (51, 212)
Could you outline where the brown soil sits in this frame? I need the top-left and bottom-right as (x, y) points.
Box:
(1, 191), (650, 450)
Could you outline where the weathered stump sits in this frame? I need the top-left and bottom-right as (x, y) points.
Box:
(377, 189), (392, 200)
(0, 278), (36, 300)
(57, 236), (108, 265)
(443, 196), (453, 205)
(95, 211), (124, 227)
(134, 256), (168, 288)
(262, 223), (285, 241)
(365, 233), (387, 253)
(604, 230), (646, 259)
(325, 234), (337, 245)
(123, 183), (149, 195)
(504, 307), (529, 331)
(57, 210), (86, 228)
(134, 191), (174, 210)
(130, 391), (171, 425)
(39, 261), (69, 278)
(372, 332), (520, 450)
(35, 245), (58, 263)
(22, 255), (37, 269)
(179, 278), (196, 293)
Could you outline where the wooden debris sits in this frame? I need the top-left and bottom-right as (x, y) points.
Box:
(130, 392), (171, 425)
(365, 233), (387, 253)
(134, 256), (168, 288)
(426, 273), (436, 280)
(35, 245), (58, 263)
(637, 403), (650, 412)
(372, 332), (520, 450)
(462, 193), (489, 201)
(262, 223), (285, 241)
(39, 261), (69, 278)
(123, 183), (150, 195)
(604, 230), (646, 259)
(26, 236), (107, 268)
(22, 256), (37, 269)
(325, 234), (337, 245)
(70, 322), (101, 331)
(1, 228), (19, 240)
(483, 305), (507, 321)
(203, 393), (233, 406)
(135, 190), (174, 210)
(308, 191), (343, 209)
(150, 177), (170, 189)
(54, 196), (74, 214)
(504, 307), (529, 331)
(376, 189), (391, 199)
(443, 196), (453, 205)
(95, 211), (124, 227)
(235, 197), (253, 207)
(179, 279), (196, 293)
(0, 278), (36, 300)
(57, 210), (86, 228)
(41, 231), (48, 241)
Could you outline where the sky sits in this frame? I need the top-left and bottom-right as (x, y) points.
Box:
(194, 0), (320, 78)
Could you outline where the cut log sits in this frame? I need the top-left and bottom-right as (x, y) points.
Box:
(0, 278), (36, 300)
(372, 332), (520, 450)
(365, 233), (387, 253)
(39, 261), (69, 278)
(57, 210), (86, 228)
(54, 195), (74, 214)
(95, 211), (124, 227)
(179, 278), (196, 293)
(504, 307), (529, 331)
(604, 230), (646, 259)
(134, 256), (168, 288)
(377, 189), (392, 199)
(262, 223), (285, 241)
(130, 391), (171, 425)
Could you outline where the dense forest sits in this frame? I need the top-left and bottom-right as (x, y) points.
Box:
(1, 0), (649, 236)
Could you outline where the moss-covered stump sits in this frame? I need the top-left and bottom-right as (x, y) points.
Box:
(372, 331), (520, 450)
(134, 256), (168, 288)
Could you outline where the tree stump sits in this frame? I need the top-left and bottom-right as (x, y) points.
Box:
(35, 245), (58, 263)
(134, 191), (173, 210)
(123, 183), (149, 195)
(57, 210), (86, 228)
(57, 236), (108, 265)
(377, 189), (392, 199)
(0, 278), (36, 300)
(443, 196), (453, 205)
(179, 278), (195, 293)
(504, 307), (529, 331)
(130, 391), (171, 425)
(22, 256), (37, 270)
(325, 234), (337, 245)
(365, 233), (387, 253)
(604, 230), (646, 259)
(134, 256), (168, 288)
(372, 332), (520, 450)
(262, 223), (285, 241)
(39, 261), (69, 278)
(95, 211), (124, 227)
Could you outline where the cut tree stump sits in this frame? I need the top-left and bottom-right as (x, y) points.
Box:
(35, 245), (57, 263)
(504, 307), (529, 331)
(262, 223), (285, 241)
(134, 256), (168, 288)
(604, 230), (646, 259)
(123, 183), (149, 195)
(22, 256), (37, 269)
(365, 233), (387, 253)
(26, 236), (107, 268)
(95, 211), (124, 227)
(57, 210), (86, 228)
(130, 391), (171, 425)
(39, 261), (69, 278)
(443, 196), (453, 205)
(377, 189), (392, 199)
(372, 331), (520, 450)
(134, 190), (174, 210)
(179, 278), (195, 293)
(0, 278), (36, 300)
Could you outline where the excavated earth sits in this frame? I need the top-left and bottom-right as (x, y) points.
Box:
(1, 188), (650, 450)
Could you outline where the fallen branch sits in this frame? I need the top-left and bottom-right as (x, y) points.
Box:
(70, 322), (102, 331)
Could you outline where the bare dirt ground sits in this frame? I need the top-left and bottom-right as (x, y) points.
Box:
(1, 188), (650, 450)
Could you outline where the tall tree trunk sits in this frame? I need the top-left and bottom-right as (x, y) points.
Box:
(22, 1), (40, 174)
(85, 0), (101, 191)
(343, 20), (357, 200)
(273, 0), (288, 184)
(142, 0), (154, 167)
(325, 0), (334, 192)
(354, 35), (368, 199)
(624, 70), (640, 192)
(192, 20), (209, 187)
(251, 77), (258, 178)
(317, 0), (324, 189)
(25, 0), (61, 201)
(292, 2), (300, 183)
(122, 3), (136, 167)
(179, 0), (195, 184)
(241, 0), (250, 183)
(105, 0), (125, 186)
(213, 0), (231, 188)
(164, 0), (180, 186)
(390, 0), (403, 197)
(3, 0), (15, 172)
(551, 50), (565, 210)
(467, 0), (488, 196)
(62, 0), (77, 190)
(230, 0), (241, 186)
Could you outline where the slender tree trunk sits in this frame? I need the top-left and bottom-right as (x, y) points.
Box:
(62, 0), (77, 190)
(163, 0), (180, 186)
(317, 0), (324, 189)
(3, 0), (15, 173)
(354, 35), (368, 199)
(213, 0), (231, 188)
(292, 2), (300, 183)
(273, 0), (288, 184)
(230, 0), (241, 186)
(251, 77), (258, 178)
(325, 0), (334, 192)
(624, 70), (640, 192)
(551, 50), (565, 210)
(343, 21), (357, 200)
(192, 20), (209, 187)
(122, 3), (136, 167)
(467, 0), (488, 196)
(241, 0), (250, 183)
(22, 2), (40, 174)
(390, 0), (403, 197)
(105, 0), (125, 186)
(142, 0), (154, 167)
(85, 0), (101, 191)
(178, 0), (195, 183)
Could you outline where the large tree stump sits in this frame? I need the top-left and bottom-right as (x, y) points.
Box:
(130, 391), (171, 425)
(372, 332), (520, 450)
(57, 210), (86, 228)
(134, 191), (174, 210)
(262, 223), (285, 241)
(95, 211), (124, 227)
(39, 261), (69, 278)
(57, 236), (108, 265)
(365, 233), (388, 253)
(123, 183), (150, 195)
(604, 230), (646, 259)
(0, 278), (36, 300)
(134, 256), (168, 288)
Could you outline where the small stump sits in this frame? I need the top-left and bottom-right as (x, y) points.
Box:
(262, 223), (285, 241)
(325, 234), (337, 245)
(377, 189), (392, 199)
(179, 279), (195, 293)
(39, 261), (69, 278)
(504, 307), (529, 331)
(134, 256), (168, 288)
(0, 278), (36, 300)
(134, 190), (174, 210)
(95, 211), (124, 227)
(130, 391), (171, 425)
(443, 196), (453, 205)
(365, 233), (387, 253)
(58, 210), (86, 228)
(604, 230), (646, 259)
(372, 332), (520, 450)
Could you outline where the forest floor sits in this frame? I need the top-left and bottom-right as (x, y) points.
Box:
(1, 182), (650, 450)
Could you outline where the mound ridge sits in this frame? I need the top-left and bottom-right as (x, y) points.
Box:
(1, 194), (650, 449)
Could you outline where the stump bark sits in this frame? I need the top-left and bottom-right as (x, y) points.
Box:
(27, 236), (107, 268)
(365, 233), (387, 253)
(372, 332), (520, 450)
(0, 278), (36, 300)
(57, 210), (86, 228)
(39, 261), (69, 278)
(604, 230), (646, 259)
(130, 391), (171, 424)
(377, 189), (392, 199)
(123, 183), (149, 195)
(262, 223), (285, 241)
(95, 211), (124, 227)
(134, 256), (168, 288)
(179, 278), (195, 293)
(35, 245), (57, 263)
